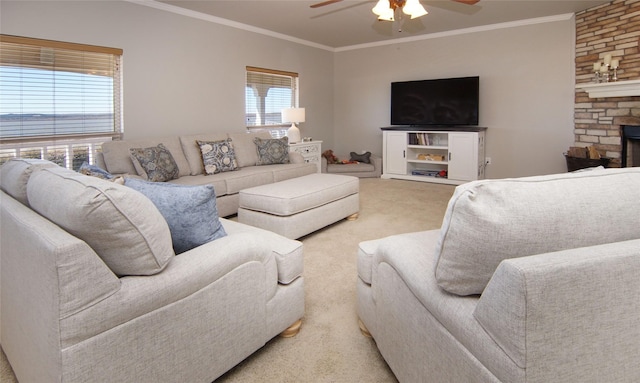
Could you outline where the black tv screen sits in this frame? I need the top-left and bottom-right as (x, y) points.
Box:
(390, 76), (479, 126)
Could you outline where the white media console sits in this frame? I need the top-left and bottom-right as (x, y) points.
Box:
(381, 127), (487, 185)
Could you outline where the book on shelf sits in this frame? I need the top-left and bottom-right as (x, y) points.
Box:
(410, 133), (431, 146)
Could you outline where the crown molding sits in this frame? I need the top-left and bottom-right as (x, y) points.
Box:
(125, 1), (574, 53)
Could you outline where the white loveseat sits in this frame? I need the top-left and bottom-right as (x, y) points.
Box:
(0, 158), (305, 383)
(98, 131), (317, 217)
(357, 167), (640, 382)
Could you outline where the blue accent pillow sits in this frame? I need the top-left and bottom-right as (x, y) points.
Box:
(124, 178), (227, 254)
(78, 162), (114, 179)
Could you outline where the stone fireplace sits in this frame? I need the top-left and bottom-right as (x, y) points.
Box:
(574, 1), (640, 168)
(621, 125), (640, 167)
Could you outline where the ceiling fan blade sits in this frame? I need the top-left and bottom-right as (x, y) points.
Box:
(451, 0), (481, 4)
(310, 0), (344, 8)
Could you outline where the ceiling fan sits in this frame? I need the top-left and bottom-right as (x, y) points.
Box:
(311, 0), (479, 8)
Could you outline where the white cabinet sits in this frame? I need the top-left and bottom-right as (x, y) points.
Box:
(381, 128), (486, 185)
(384, 131), (407, 175)
(289, 141), (322, 172)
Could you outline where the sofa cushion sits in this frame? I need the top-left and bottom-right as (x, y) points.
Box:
(125, 178), (227, 254)
(227, 131), (272, 168)
(198, 139), (238, 174)
(254, 137), (290, 165)
(101, 137), (190, 177)
(434, 167), (640, 296)
(179, 133), (229, 175)
(27, 166), (174, 277)
(0, 158), (57, 206)
(129, 143), (180, 182)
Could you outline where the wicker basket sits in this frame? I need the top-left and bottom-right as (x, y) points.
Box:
(564, 155), (610, 172)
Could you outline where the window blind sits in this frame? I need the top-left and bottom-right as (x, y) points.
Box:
(0, 34), (123, 143)
(245, 66), (298, 129)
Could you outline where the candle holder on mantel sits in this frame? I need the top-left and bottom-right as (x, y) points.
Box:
(593, 53), (620, 83)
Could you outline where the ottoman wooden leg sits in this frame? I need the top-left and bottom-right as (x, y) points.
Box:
(347, 213), (359, 221)
(280, 319), (302, 338)
(358, 318), (372, 338)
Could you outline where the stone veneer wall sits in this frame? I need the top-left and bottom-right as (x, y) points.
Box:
(575, 0), (640, 166)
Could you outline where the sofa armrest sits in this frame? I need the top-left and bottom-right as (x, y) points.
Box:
(221, 218), (303, 284)
(60, 231), (278, 347)
(371, 155), (382, 173)
(474, 239), (640, 381)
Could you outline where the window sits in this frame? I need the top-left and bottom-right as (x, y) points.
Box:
(0, 34), (123, 169)
(245, 66), (298, 138)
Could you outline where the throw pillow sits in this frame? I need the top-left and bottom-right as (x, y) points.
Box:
(254, 137), (290, 165)
(350, 151), (372, 163)
(129, 143), (179, 182)
(78, 162), (114, 179)
(27, 167), (174, 277)
(197, 139), (238, 174)
(124, 178), (227, 254)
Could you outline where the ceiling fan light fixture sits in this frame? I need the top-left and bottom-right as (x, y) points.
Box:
(372, 0), (391, 16)
(377, 8), (395, 21)
(403, 0), (428, 19)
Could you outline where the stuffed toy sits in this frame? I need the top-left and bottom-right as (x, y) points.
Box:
(323, 149), (360, 164)
(322, 149), (340, 164)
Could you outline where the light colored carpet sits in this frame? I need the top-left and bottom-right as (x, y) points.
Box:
(0, 177), (455, 382)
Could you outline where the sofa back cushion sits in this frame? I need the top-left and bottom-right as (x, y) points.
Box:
(227, 131), (272, 168)
(27, 167), (174, 277)
(101, 137), (190, 177)
(0, 158), (57, 206)
(434, 167), (640, 296)
(179, 133), (228, 175)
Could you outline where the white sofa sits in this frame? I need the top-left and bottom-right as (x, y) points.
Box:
(357, 167), (640, 382)
(97, 131), (317, 217)
(0, 158), (305, 383)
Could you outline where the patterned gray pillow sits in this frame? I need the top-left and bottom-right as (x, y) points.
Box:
(129, 143), (179, 182)
(197, 139), (238, 174)
(254, 137), (290, 165)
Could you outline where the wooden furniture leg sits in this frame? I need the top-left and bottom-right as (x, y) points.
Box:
(358, 318), (372, 338)
(280, 319), (302, 338)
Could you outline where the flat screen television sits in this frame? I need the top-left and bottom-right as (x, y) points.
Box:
(390, 76), (479, 126)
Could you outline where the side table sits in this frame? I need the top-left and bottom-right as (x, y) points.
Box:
(289, 141), (322, 172)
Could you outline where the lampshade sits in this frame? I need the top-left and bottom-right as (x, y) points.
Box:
(377, 8), (395, 21)
(282, 108), (305, 124)
(403, 0), (427, 19)
(372, 0), (428, 21)
(282, 107), (305, 144)
(372, 0), (391, 16)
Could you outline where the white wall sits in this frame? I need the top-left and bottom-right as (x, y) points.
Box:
(334, 19), (577, 178)
(0, 1), (335, 143)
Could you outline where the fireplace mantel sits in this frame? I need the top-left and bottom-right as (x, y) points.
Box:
(575, 79), (640, 98)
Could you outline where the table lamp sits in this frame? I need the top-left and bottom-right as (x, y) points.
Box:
(282, 107), (305, 144)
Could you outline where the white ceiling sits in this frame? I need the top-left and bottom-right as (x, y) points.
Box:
(153, 0), (610, 49)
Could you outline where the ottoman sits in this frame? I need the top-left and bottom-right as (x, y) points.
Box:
(238, 173), (359, 239)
